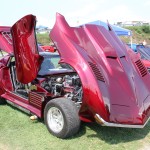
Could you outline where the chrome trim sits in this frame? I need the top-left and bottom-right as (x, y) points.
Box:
(95, 114), (150, 128)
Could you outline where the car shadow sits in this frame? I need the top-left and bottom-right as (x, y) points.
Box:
(7, 103), (43, 122)
(7, 103), (31, 116)
(6, 103), (86, 138)
(6, 103), (150, 143)
(76, 122), (150, 144)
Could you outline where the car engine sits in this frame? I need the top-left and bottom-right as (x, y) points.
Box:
(40, 74), (82, 105)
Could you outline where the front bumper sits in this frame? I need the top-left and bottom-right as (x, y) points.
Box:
(95, 114), (150, 128)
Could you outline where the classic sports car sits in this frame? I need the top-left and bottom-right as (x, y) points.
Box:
(127, 43), (145, 52)
(1, 14), (150, 139)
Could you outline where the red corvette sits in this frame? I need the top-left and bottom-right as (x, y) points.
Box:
(1, 13), (150, 139)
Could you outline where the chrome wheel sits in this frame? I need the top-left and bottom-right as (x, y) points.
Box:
(47, 107), (64, 133)
(44, 98), (80, 138)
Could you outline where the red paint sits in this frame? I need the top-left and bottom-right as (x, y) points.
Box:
(11, 15), (43, 84)
(41, 45), (55, 52)
(142, 60), (150, 68)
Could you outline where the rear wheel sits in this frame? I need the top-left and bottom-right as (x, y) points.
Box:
(44, 98), (80, 138)
(0, 97), (6, 105)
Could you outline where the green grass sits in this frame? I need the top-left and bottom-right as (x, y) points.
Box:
(1, 104), (150, 150)
(36, 33), (51, 45)
(121, 25), (150, 44)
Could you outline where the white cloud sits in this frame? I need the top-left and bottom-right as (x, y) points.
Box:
(97, 5), (143, 22)
(64, 0), (107, 26)
(36, 16), (53, 28)
(0, 22), (4, 26)
(144, 0), (150, 6)
(73, 5), (142, 23)
(67, 4), (145, 26)
(35, 1), (149, 28)
(67, 2), (101, 18)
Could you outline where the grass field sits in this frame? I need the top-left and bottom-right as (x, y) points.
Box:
(0, 104), (150, 150)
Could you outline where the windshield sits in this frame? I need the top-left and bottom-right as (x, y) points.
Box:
(38, 54), (61, 74)
(38, 52), (74, 76)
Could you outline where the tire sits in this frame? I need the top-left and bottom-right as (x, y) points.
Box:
(0, 97), (6, 105)
(44, 98), (80, 139)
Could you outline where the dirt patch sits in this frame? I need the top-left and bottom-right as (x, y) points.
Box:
(0, 143), (9, 150)
(141, 145), (150, 150)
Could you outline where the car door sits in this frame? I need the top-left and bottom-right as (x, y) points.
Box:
(11, 15), (43, 84)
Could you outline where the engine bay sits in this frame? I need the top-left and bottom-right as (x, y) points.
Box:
(40, 74), (82, 104)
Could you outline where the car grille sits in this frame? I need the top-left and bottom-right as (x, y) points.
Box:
(88, 62), (105, 82)
(135, 59), (147, 77)
(29, 92), (44, 109)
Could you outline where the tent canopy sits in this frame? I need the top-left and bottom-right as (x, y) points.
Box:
(85, 20), (132, 36)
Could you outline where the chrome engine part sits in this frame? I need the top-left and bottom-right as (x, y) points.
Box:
(41, 74), (82, 104)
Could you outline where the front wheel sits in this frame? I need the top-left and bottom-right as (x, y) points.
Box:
(44, 98), (80, 138)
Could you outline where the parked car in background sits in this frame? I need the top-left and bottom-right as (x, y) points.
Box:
(137, 46), (150, 71)
(40, 45), (55, 52)
(38, 43), (56, 52)
(1, 14), (150, 139)
(127, 43), (145, 52)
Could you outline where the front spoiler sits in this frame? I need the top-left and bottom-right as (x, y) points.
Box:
(95, 114), (150, 128)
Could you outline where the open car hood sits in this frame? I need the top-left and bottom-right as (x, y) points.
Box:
(50, 13), (150, 124)
(11, 15), (42, 84)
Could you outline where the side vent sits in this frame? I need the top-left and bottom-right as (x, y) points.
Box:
(2, 32), (12, 44)
(29, 92), (44, 109)
(88, 62), (105, 82)
(135, 60), (147, 77)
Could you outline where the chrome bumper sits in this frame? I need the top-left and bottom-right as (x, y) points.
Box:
(95, 114), (150, 128)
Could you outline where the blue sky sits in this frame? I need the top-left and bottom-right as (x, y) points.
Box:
(0, 0), (150, 28)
